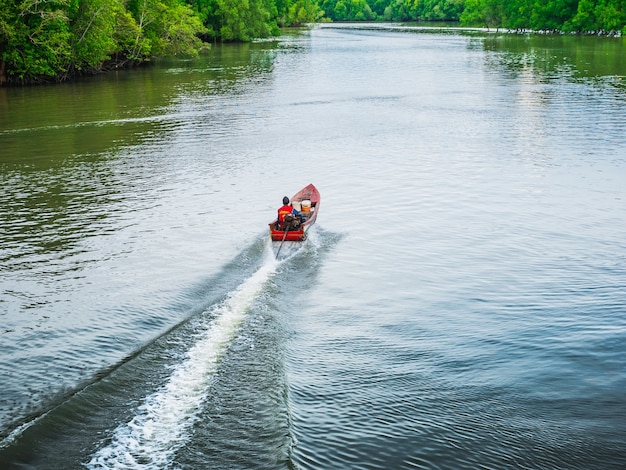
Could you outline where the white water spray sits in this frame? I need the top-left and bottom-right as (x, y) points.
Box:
(85, 256), (278, 469)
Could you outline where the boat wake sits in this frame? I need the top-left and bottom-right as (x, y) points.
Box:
(272, 240), (304, 260)
(85, 248), (279, 470)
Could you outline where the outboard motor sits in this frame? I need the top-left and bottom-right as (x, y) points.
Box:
(283, 213), (300, 231)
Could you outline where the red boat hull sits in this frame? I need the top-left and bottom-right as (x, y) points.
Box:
(269, 183), (320, 241)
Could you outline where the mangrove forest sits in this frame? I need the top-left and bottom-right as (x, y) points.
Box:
(1, 0), (624, 85)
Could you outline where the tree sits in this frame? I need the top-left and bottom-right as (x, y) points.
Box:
(144, 0), (206, 55)
(286, 0), (323, 25)
(595, 0), (626, 32)
(111, 7), (152, 62)
(462, 0), (624, 32)
(2, 0), (73, 81)
(461, 0), (508, 29)
(382, 0), (418, 21)
(0, 0), (14, 84)
(68, 0), (119, 71)
(529, 0), (578, 30)
(419, 0), (464, 21)
(192, 0), (277, 41)
(123, 0), (205, 57)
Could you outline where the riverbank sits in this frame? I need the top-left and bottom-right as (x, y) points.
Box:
(2, 20), (624, 88)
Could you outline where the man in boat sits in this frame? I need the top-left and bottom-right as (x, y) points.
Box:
(277, 196), (301, 230)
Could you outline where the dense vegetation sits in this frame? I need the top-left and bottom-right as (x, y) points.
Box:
(0, 0), (321, 84)
(318, 0), (464, 22)
(460, 0), (626, 32)
(1, 0), (624, 85)
(320, 0), (625, 33)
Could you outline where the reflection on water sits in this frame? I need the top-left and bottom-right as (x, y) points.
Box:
(0, 42), (281, 162)
(482, 34), (626, 82)
(0, 41), (283, 271)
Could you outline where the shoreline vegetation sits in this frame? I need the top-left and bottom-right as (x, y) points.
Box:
(0, 0), (624, 86)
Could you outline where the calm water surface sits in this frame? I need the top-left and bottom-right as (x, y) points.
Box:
(1, 24), (625, 469)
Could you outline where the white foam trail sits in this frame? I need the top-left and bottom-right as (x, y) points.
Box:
(85, 260), (277, 469)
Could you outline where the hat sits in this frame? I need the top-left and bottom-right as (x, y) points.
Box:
(282, 196), (289, 205)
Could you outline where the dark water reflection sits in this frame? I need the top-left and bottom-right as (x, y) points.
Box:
(0, 41), (280, 161)
(481, 34), (626, 79)
(1, 41), (282, 268)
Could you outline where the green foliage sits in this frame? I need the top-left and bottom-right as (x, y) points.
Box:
(69, 0), (119, 70)
(460, 0), (507, 28)
(113, 8), (152, 61)
(567, 0), (626, 33)
(0, 0), (208, 83)
(319, 0), (624, 34)
(419, 0), (465, 21)
(213, 0), (278, 41)
(461, 0), (625, 32)
(286, 0), (324, 25)
(139, 0), (206, 56)
(322, 0), (464, 22)
(382, 0), (418, 21)
(529, 0), (578, 30)
(3, 0), (73, 79)
(2, 0), (625, 85)
(332, 0), (376, 21)
(193, 0), (319, 41)
(1, 0), (323, 84)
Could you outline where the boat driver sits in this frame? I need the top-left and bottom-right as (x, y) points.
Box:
(278, 196), (301, 229)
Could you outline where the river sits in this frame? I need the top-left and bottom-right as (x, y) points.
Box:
(1, 24), (625, 469)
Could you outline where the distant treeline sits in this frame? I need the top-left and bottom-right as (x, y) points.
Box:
(461, 0), (625, 32)
(321, 0), (625, 34)
(319, 0), (463, 22)
(1, 0), (624, 85)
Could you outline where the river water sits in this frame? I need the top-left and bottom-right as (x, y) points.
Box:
(1, 24), (625, 469)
